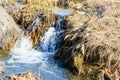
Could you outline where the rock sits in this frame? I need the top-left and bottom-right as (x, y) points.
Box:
(0, 6), (18, 50)
(0, 61), (4, 74)
(9, 72), (39, 80)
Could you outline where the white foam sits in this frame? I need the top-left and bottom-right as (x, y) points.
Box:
(7, 36), (46, 64)
(5, 20), (67, 80)
(14, 36), (32, 50)
(41, 27), (56, 53)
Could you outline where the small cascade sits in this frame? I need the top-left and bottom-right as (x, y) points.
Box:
(35, 18), (65, 53)
(7, 36), (45, 64)
(40, 27), (57, 52)
(4, 7), (72, 80)
(28, 13), (45, 34)
(14, 36), (32, 50)
(5, 18), (67, 79)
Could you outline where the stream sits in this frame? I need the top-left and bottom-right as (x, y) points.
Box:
(4, 16), (67, 80)
(0, 6), (91, 80)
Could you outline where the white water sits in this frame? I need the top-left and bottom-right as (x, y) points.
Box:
(36, 19), (64, 53)
(4, 19), (66, 79)
(40, 27), (56, 53)
(7, 36), (46, 64)
(6, 17), (63, 65)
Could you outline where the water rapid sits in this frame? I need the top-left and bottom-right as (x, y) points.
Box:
(36, 18), (64, 53)
(4, 18), (66, 80)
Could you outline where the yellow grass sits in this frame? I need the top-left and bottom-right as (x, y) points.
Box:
(61, 0), (120, 79)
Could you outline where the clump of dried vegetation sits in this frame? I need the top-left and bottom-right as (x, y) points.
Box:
(55, 0), (120, 80)
(8, 72), (39, 80)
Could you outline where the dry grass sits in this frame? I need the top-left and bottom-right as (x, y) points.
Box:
(17, 0), (59, 7)
(56, 0), (120, 79)
(9, 72), (39, 80)
(10, 4), (56, 47)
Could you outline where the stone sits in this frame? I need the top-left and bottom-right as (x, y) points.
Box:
(0, 61), (4, 74)
(0, 6), (18, 50)
(9, 72), (38, 80)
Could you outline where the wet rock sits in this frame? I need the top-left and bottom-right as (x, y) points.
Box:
(0, 61), (4, 74)
(0, 6), (18, 50)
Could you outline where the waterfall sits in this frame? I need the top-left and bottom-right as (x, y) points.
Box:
(4, 18), (67, 80)
(6, 14), (65, 65)
(40, 27), (57, 52)
(35, 18), (65, 53)
(14, 36), (32, 50)
(4, 8), (72, 80)
(7, 36), (46, 64)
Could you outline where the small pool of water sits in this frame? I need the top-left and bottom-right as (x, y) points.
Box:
(52, 7), (73, 17)
(0, 50), (67, 80)
(16, 1), (25, 6)
(0, 7), (92, 80)
(0, 50), (93, 80)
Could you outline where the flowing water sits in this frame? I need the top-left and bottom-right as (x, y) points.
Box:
(4, 37), (67, 80)
(3, 18), (67, 80)
(16, 1), (24, 6)
(52, 7), (73, 17)
(0, 7), (88, 80)
(0, 14), (71, 80)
